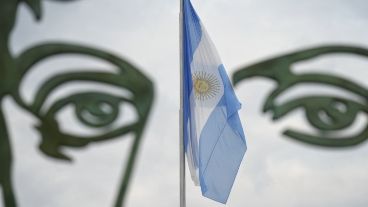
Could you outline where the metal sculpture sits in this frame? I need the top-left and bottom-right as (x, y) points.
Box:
(0, 0), (154, 207)
(233, 45), (368, 147)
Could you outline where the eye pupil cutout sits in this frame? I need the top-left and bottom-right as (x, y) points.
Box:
(318, 100), (349, 125)
(100, 102), (114, 114)
(318, 111), (333, 125)
(77, 100), (119, 128)
(332, 101), (348, 113)
(306, 98), (360, 131)
(81, 101), (116, 116)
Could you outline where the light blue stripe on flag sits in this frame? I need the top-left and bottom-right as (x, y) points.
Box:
(182, 0), (247, 204)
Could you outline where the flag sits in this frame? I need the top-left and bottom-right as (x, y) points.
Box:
(181, 0), (247, 204)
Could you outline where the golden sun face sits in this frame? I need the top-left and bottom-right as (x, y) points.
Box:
(192, 71), (221, 101)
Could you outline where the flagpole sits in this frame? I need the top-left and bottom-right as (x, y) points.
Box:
(179, 0), (186, 207)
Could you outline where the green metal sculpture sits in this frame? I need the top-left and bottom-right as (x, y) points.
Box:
(233, 45), (368, 147)
(0, 0), (154, 206)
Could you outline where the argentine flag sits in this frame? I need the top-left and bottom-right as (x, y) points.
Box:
(181, 0), (247, 204)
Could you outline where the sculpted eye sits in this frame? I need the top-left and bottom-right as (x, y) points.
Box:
(45, 91), (137, 137)
(232, 45), (368, 147)
(25, 72), (144, 160)
(268, 84), (368, 146)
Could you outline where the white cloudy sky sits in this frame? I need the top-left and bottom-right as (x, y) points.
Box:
(2, 0), (368, 207)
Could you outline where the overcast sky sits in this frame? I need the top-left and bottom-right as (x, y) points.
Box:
(2, 0), (368, 207)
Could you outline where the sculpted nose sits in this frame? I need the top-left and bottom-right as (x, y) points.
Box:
(0, 54), (17, 96)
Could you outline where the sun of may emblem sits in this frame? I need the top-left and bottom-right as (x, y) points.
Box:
(192, 71), (221, 101)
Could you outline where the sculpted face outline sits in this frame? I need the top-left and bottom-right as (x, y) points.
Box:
(0, 0), (154, 206)
(233, 46), (368, 147)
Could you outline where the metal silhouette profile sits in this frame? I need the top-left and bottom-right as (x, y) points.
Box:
(0, 0), (154, 207)
(233, 45), (368, 147)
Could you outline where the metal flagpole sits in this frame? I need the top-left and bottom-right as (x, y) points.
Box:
(179, 0), (186, 207)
